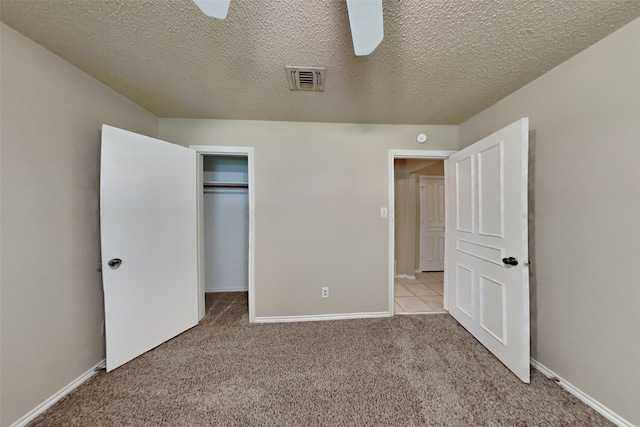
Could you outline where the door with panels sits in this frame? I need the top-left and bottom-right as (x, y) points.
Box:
(445, 118), (530, 382)
(419, 176), (445, 271)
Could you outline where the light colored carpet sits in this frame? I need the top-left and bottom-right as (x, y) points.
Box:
(30, 293), (612, 426)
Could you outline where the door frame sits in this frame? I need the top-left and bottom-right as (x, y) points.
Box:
(190, 145), (256, 322)
(388, 150), (456, 316)
(418, 175), (445, 272)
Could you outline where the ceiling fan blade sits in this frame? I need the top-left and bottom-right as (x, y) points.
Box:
(193, 0), (230, 19)
(346, 0), (384, 56)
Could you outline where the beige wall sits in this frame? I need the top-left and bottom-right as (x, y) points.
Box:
(460, 18), (640, 426)
(412, 160), (444, 177)
(0, 23), (158, 427)
(393, 159), (416, 277)
(159, 119), (458, 317)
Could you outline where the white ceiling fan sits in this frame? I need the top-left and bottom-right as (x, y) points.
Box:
(192, 0), (383, 56)
(192, 0), (230, 20)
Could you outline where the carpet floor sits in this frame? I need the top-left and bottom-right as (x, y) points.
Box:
(31, 293), (612, 426)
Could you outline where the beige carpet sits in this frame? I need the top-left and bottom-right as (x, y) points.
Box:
(31, 293), (612, 426)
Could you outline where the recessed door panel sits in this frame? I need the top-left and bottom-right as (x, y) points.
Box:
(478, 143), (504, 237)
(479, 275), (506, 343)
(455, 264), (473, 318)
(456, 158), (474, 233)
(437, 183), (446, 222)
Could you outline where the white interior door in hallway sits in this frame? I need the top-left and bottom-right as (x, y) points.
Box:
(445, 118), (530, 383)
(419, 176), (445, 272)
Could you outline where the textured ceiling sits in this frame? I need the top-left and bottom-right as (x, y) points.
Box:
(2, 0), (640, 124)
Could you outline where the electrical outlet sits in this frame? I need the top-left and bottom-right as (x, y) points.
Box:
(321, 287), (329, 298)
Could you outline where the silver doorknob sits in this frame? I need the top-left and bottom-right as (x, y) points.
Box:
(108, 258), (122, 269)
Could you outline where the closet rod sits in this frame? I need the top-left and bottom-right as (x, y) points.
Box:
(203, 182), (248, 188)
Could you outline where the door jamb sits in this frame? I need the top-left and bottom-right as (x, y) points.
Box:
(190, 145), (256, 323)
(388, 150), (456, 316)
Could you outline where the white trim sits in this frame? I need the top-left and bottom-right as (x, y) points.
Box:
(195, 153), (205, 320)
(389, 150), (456, 316)
(190, 145), (256, 322)
(205, 288), (249, 293)
(530, 359), (634, 427)
(190, 145), (253, 155)
(396, 311), (447, 315)
(254, 311), (391, 323)
(389, 149), (456, 159)
(9, 360), (105, 427)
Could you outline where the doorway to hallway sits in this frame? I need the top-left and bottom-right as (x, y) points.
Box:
(389, 150), (454, 316)
(394, 272), (445, 314)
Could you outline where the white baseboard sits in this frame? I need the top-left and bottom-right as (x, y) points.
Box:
(9, 359), (106, 427)
(254, 311), (391, 323)
(530, 359), (634, 427)
(394, 274), (417, 280)
(205, 288), (248, 293)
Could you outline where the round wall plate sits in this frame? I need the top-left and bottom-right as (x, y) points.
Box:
(417, 133), (427, 144)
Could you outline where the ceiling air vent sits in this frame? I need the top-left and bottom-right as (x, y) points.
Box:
(286, 66), (325, 91)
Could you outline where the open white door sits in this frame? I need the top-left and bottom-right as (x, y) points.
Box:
(100, 125), (198, 372)
(445, 118), (530, 382)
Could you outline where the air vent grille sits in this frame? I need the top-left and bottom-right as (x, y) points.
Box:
(286, 66), (325, 91)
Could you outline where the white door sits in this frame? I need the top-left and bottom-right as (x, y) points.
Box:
(419, 176), (445, 271)
(100, 125), (199, 372)
(445, 118), (530, 382)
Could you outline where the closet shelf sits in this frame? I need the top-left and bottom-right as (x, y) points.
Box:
(203, 181), (248, 188)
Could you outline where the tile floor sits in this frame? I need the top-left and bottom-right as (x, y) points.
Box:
(395, 272), (445, 314)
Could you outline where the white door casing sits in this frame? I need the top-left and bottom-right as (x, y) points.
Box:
(191, 145), (256, 322)
(100, 125), (199, 372)
(444, 118), (530, 383)
(388, 150), (457, 315)
(419, 176), (445, 272)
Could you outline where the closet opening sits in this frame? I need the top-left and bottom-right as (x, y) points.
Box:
(203, 154), (249, 303)
(192, 146), (255, 322)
